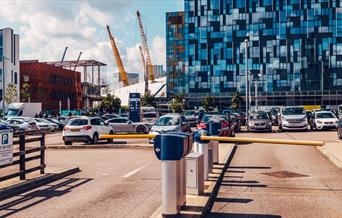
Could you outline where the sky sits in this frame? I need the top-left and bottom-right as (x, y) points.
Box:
(0, 0), (183, 88)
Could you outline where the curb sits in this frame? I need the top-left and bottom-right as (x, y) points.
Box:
(46, 144), (153, 150)
(317, 146), (342, 169)
(201, 143), (237, 217)
(0, 167), (80, 201)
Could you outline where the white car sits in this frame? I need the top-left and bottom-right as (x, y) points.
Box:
(278, 106), (308, 131)
(105, 117), (152, 134)
(7, 117), (50, 132)
(309, 111), (339, 130)
(5, 118), (40, 133)
(141, 112), (159, 124)
(62, 117), (114, 145)
(35, 118), (59, 131)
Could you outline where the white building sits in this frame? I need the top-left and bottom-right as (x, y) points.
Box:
(0, 28), (20, 105)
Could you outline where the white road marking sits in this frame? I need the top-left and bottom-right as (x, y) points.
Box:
(122, 163), (149, 178)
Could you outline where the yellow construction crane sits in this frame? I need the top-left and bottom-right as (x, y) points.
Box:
(106, 25), (129, 86)
(136, 10), (155, 82)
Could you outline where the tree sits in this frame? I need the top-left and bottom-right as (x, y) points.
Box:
(20, 82), (31, 102)
(5, 83), (18, 105)
(231, 92), (243, 111)
(100, 94), (121, 113)
(141, 91), (156, 107)
(170, 94), (186, 113)
(203, 96), (215, 112)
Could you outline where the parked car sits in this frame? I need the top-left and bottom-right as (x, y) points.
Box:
(62, 117), (114, 145)
(247, 111), (272, 132)
(34, 118), (59, 132)
(309, 111), (339, 130)
(337, 120), (342, 139)
(278, 106), (308, 131)
(105, 117), (152, 133)
(150, 114), (191, 137)
(56, 116), (69, 125)
(269, 107), (280, 126)
(118, 113), (129, 118)
(184, 110), (198, 127)
(197, 114), (235, 137)
(45, 118), (64, 131)
(141, 112), (159, 124)
(103, 114), (120, 120)
(5, 118), (39, 134)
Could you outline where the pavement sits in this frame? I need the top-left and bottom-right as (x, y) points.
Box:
(208, 129), (342, 217)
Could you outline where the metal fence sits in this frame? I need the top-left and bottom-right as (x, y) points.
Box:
(0, 133), (45, 182)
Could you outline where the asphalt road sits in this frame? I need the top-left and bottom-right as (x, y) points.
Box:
(209, 129), (342, 217)
(0, 148), (161, 218)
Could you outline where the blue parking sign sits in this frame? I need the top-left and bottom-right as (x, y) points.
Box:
(2, 134), (8, 145)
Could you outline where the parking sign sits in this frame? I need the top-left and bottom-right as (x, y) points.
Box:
(0, 129), (13, 166)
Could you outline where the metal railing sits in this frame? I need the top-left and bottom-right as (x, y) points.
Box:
(0, 133), (46, 182)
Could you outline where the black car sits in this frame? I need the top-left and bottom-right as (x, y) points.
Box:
(45, 118), (64, 131)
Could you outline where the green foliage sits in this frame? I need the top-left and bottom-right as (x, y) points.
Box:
(170, 94), (186, 113)
(231, 92), (243, 111)
(20, 82), (31, 102)
(141, 91), (156, 107)
(100, 94), (121, 113)
(5, 83), (18, 104)
(203, 96), (215, 112)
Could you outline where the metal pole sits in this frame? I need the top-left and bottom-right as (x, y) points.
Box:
(255, 78), (258, 110)
(244, 39), (248, 124)
(321, 59), (324, 107)
(2, 56), (5, 119)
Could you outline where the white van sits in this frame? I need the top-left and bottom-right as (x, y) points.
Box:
(141, 112), (159, 124)
(278, 106), (308, 131)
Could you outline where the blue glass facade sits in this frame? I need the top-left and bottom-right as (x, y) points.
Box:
(167, 0), (342, 106)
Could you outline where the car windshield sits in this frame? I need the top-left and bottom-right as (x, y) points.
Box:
(143, 113), (157, 118)
(202, 115), (226, 123)
(283, 107), (305, 115)
(316, 112), (336, 119)
(250, 113), (269, 120)
(6, 109), (19, 116)
(67, 119), (88, 126)
(155, 116), (179, 126)
(202, 115), (213, 123)
(184, 111), (195, 116)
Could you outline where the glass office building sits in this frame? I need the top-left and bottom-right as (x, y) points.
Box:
(166, 0), (342, 107)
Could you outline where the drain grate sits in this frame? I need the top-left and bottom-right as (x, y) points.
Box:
(262, 171), (309, 178)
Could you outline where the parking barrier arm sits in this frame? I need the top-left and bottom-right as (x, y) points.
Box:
(100, 134), (156, 139)
(200, 136), (324, 147)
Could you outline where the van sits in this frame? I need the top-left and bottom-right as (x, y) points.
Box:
(278, 106), (308, 131)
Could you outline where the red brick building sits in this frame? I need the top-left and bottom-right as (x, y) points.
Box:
(20, 60), (82, 111)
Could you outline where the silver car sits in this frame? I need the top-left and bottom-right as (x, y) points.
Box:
(6, 118), (40, 133)
(150, 114), (191, 135)
(105, 117), (152, 134)
(247, 111), (272, 132)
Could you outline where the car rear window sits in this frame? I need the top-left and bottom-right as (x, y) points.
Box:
(143, 113), (157, 118)
(68, 119), (88, 126)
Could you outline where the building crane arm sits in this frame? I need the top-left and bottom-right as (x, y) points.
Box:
(106, 25), (129, 86)
(136, 10), (155, 82)
(139, 45), (149, 95)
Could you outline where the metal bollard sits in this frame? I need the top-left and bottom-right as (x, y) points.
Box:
(193, 130), (209, 180)
(208, 147), (213, 173)
(153, 134), (191, 216)
(209, 140), (219, 164)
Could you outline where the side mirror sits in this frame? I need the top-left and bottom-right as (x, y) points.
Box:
(127, 121), (132, 124)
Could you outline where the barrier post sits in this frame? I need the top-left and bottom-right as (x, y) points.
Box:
(19, 133), (25, 180)
(193, 130), (209, 180)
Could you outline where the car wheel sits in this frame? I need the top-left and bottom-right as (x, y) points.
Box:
(107, 131), (114, 143)
(92, 133), (99, 144)
(64, 141), (72, 145)
(136, 126), (146, 134)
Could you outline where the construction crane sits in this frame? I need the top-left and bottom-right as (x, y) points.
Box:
(139, 45), (149, 95)
(106, 25), (129, 86)
(61, 47), (68, 63)
(136, 10), (155, 82)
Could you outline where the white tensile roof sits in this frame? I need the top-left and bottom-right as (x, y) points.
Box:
(111, 77), (166, 106)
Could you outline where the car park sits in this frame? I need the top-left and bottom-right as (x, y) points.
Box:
(150, 114), (191, 136)
(62, 117), (114, 145)
(105, 117), (152, 133)
(278, 106), (308, 131)
(309, 111), (338, 130)
(5, 118), (39, 134)
(141, 112), (159, 124)
(247, 111), (272, 132)
(184, 110), (198, 127)
(34, 118), (59, 132)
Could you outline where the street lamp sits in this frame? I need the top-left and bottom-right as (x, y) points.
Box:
(2, 56), (10, 119)
(321, 57), (324, 107)
(244, 39), (249, 125)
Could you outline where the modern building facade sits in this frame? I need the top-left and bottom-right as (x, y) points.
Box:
(153, 65), (166, 79)
(0, 28), (20, 106)
(167, 0), (342, 108)
(20, 60), (82, 111)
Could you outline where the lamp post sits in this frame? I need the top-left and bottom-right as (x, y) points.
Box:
(2, 56), (10, 119)
(321, 58), (324, 107)
(244, 39), (249, 125)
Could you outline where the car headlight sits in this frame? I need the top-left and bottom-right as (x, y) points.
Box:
(317, 120), (322, 124)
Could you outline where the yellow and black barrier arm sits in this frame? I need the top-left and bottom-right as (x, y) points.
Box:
(100, 134), (324, 147)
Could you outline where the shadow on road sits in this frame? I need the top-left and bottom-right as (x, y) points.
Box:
(208, 212), (281, 218)
(0, 177), (92, 217)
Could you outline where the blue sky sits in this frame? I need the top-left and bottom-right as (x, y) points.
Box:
(0, 0), (183, 86)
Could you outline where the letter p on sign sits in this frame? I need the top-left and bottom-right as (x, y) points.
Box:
(2, 134), (8, 145)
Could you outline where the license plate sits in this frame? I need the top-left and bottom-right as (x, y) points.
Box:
(71, 129), (80, 132)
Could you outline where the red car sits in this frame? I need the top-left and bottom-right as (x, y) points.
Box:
(197, 114), (235, 137)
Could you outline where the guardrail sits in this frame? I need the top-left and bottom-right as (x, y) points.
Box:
(0, 133), (46, 182)
(100, 134), (324, 147)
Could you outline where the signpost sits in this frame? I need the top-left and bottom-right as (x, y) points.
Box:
(0, 127), (13, 166)
(129, 93), (141, 122)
